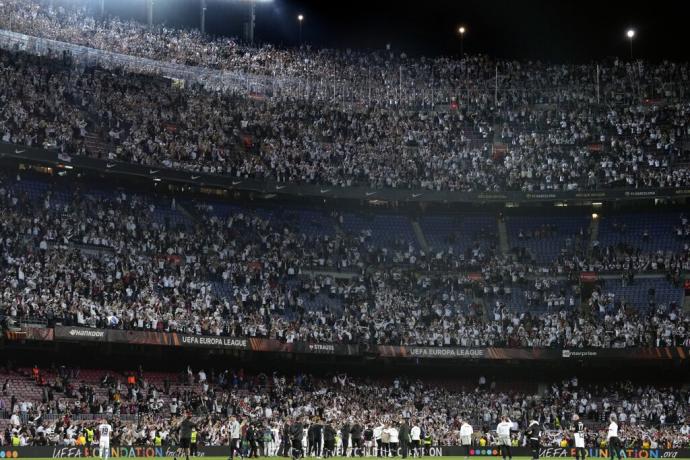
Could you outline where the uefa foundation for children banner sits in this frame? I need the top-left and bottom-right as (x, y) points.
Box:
(465, 447), (690, 458)
(4, 446), (690, 458)
(1, 446), (226, 458)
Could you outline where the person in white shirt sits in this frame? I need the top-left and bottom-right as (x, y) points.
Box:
(607, 414), (621, 460)
(270, 424), (280, 457)
(410, 423), (421, 458)
(98, 419), (113, 460)
(374, 423), (385, 458)
(228, 415), (242, 460)
(459, 420), (473, 459)
(381, 425), (391, 458)
(496, 416), (512, 460)
(389, 425), (400, 457)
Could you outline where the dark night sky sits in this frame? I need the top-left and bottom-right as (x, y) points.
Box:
(103, 0), (688, 62)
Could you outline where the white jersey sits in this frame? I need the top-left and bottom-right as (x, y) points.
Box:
(607, 422), (618, 440)
(460, 423), (473, 445)
(496, 421), (511, 437)
(574, 432), (585, 448)
(98, 423), (113, 444)
(229, 421), (241, 439)
(410, 426), (421, 441)
(389, 428), (399, 443)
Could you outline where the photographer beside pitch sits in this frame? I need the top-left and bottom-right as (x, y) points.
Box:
(525, 419), (541, 460)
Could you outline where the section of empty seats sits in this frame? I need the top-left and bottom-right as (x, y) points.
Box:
(341, 213), (417, 251)
(418, 215), (497, 255)
(597, 213), (685, 253)
(506, 215), (590, 264)
(596, 278), (684, 310)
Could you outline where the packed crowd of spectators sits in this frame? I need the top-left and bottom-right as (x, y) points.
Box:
(1, 173), (689, 348)
(0, 1), (689, 192)
(1, 0), (689, 104)
(1, 2), (689, 452)
(1, 366), (689, 449)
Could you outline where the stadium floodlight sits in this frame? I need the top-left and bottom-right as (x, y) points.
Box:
(298, 14), (304, 44)
(626, 28), (636, 60)
(458, 25), (467, 55)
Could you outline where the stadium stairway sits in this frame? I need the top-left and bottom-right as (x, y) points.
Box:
(588, 214), (600, 256)
(411, 219), (430, 253)
(176, 201), (204, 224)
(333, 216), (345, 236)
(83, 133), (109, 159)
(498, 217), (509, 255)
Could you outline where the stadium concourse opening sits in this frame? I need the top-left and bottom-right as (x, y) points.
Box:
(0, 0), (689, 457)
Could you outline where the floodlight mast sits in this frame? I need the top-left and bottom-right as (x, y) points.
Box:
(298, 14), (304, 44)
(240, 0), (273, 44)
(626, 28), (635, 60)
(200, 0), (207, 35)
(458, 26), (466, 56)
(247, 0), (256, 44)
(146, 0), (153, 27)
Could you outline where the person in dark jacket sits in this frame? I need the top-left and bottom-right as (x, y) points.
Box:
(341, 422), (351, 457)
(280, 423), (291, 457)
(250, 422), (262, 458)
(525, 420), (541, 460)
(351, 421), (363, 457)
(290, 418), (304, 460)
(311, 420), (323, 457)
(363, 425), (374, 457)
(323, 421), (337, 458)
(399, 419), (411, 459)
(174, 412), (195, 460)
(307, 422), (315, 457)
